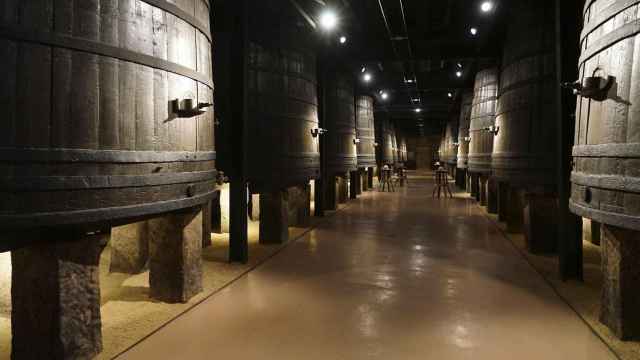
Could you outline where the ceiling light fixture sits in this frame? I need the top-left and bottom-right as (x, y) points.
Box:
(448, 92), (453, 98)
(470, 27), (478, 36)
(363, 73), (373, 82)
(319, 10), (338, 31)
(481, 1), (494, 13)
(415, 108), (422, 113)
(381, 92), (389, 100)
(339, 36), (347, 44)
(456, 71), (463, 78)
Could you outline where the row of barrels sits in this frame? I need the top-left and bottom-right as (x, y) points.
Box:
(449, 0), (640, 340)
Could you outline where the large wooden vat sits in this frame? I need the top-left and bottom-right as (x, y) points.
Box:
(468, 68), (499, 174)
(457, 92), (474, 169)
(356, 96), (377, 168)
(493, 1), (557, 187)
(246, 0), (320, 191)
(441, 116), (459, 166)
(0, 0), (216, 230)
(397, 133), (408, 163)
(570, 0), (640, 230)
(326, 72), (357, 174)
(375, 112), (396, 165)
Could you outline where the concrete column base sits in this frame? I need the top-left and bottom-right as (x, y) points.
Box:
(523, 194), (558, 254)
(259, 190), (289, 244)
(149, 208), (204, 303)
(506, 187), (524, 233)
(487, 178), (498, 214)
(498, 182), (509, 222)
(11, 231), (107, 359)
(600, 225), (640, 340)
(110, 221), (149, 274)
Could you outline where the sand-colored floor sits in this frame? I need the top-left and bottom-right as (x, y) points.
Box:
(477, 206), (639, 360)
(0, 203), (353, 359)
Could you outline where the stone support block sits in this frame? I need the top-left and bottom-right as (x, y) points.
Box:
(149, 208), (203, 303)
(600, 225), (640, 340)
(110, 221), (149, 274)
(11, 231), (107, 359)
(259, 190), (289, 244)
(487, 178), (498, 214)
(523, 194), (558, 254)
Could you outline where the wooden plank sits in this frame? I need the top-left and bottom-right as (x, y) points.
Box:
(16, 43), (51, 148)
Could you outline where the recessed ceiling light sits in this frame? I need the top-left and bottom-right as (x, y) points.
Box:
(339, 36), (347, 44)
(470, 27), (478, 36)
(415, 108), (422, 113)
(319, 10), (338, 31)
(381, 92), (389, 100)
(448, 92), (453, 98)
(456, 71), (463, 78)
(363, 73), (372, 82)
(481, 1), (494, 12)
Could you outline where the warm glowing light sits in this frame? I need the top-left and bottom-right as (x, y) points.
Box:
(339, 36), (347, 44)
(481, 1), (494, 12)
(448, 92), (453, 98)
(470, 27), (478, 36)
(415, 108), (422, 113)
(363, 73), (372, 82)
(381, 92), (389, 100)
(319, 10), (338, 31)
(456, 71), (463, 78)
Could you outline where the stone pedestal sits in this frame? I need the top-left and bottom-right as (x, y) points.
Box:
(338, 175), (349, 204)
(202, 201), (212, 248)
(479, 175), (489, 206)
(470, 173), (480, 200)
(350, 171), (359, 199)
(506, 187), (524, 233)
(455, 169), (466, 189)
(498, 182), (509, 222)
(259, 190), (289, 244)
(325, 175), (338, 211)
(250, 193), (261, 221)
(287, 185), (311, 227)
(212, 184), (230, 233)
(487, 178), (498, 214)
(591, 220), (601, 246)
(110, 221), (149, 274)
(600, 225), (640, 340)
(368, 167), (374, 189)
(149, 208), (203, 303)
(12, 231), (107, 359)
(355, 170), (363, 195)
(523, 194), (558, 254)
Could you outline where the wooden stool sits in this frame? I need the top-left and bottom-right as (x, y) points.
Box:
(433, 170), (453, 198)
(379, 169), (395, 192)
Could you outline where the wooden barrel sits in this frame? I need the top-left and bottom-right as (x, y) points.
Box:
(356, 96), (377, 168)
(457, 91), (474, 169)
(398, 133), (408, 163)
(441, 116), (459, 166)
(570, 0), (640, 230)
(468, 68), (499, 174)
(0, 0), (216, 230)
(493, 1), (557, 187)
(326, 72), (357, 174)
(246, 1), (320, 191)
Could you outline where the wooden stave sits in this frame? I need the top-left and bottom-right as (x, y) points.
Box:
(326, 72), (358, 174)
(457, 92), (474, 169)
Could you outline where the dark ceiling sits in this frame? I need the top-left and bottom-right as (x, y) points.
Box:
(293, 0), (508, 135)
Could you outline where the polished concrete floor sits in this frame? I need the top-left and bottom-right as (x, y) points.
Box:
(119, 172), (616, 360)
